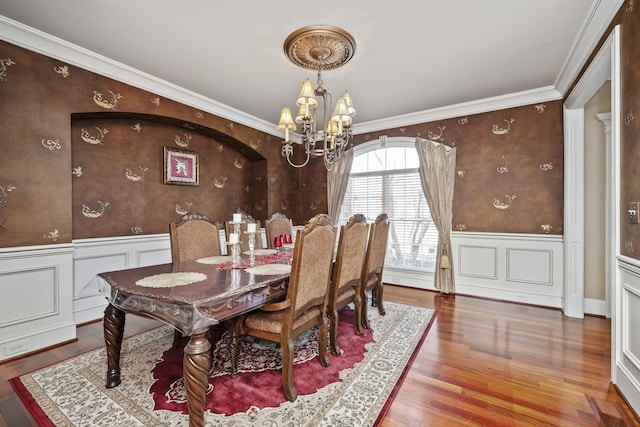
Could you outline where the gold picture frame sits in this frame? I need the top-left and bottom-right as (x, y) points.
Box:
(163, 147), (199, 186)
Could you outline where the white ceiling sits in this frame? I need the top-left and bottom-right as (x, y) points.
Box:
(0, 1), (615, 130)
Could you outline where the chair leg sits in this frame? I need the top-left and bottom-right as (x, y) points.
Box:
(361, 289), (371, 329)
(376, 281), (386, 316)
(281, 337), (297, 402)
(329, 308), (342, 356)
(318, 315), (330, 368)
(353, 293), (364, 336)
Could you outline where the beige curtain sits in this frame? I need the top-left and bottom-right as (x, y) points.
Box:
(415, 137), (457, 294)
(327, 148), (354, 224)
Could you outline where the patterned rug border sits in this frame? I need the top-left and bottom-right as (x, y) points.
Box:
(11, 302), (437, 427)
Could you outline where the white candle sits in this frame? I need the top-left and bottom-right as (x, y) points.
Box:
(233, 213), (242, 224)
(247, 223), (257, 233)
(229, 232), (239, 244)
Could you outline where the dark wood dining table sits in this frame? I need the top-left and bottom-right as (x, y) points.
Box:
(92, 250), (292, 427)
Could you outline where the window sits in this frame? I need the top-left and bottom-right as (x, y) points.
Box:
(339, 138), (439, 272)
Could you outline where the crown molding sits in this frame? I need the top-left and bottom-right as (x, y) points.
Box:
(554, 0), (624, 96)
(352, 86), (562, 135)
(0, 16), (279, 137)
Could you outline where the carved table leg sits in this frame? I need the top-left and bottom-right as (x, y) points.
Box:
(104, 303), (126, 388)
(184, 328), (211, 427)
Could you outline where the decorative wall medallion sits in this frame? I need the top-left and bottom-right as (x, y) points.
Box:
(534, 104), (546, 113)
(44, 229), (60, 242)
(195, 110), (204, 119)
(175, 202), (193, 216)
(625, 239), (634, 255)
(72, 166), (83, 177)
(269, 176), (277, 184)
(41, 138), (62, 150)
(93, 90), (122, 109)
(456, 224), (467, 231)
(125, 166), (149, 182)
(281, 200), (289, 211)
(496, 165), (509, 174)
(0, 218), (5, 228)
(131, 225), (144, 234)
(541, 224), (552, 233)
(539, 162), (554, 171)
(227, 122), (234, 131)
(0, 184), (16, 206)
(252, 200), (264, 212)
(625, 109), (634, 127)
(81, 201), (110, 218)
(492, 118), (515, 135)
(81, 127), (109, 145)
(493, 194), (516, 210)
(627, 0), (634, 13)
(456, 170), (466, 179)
(151, 97), (161, 107)
(398, 128), (407, 134)
(249, 139), (259, 149)
(213, 176), (228, 189)
(244, 185), (250, 193)
(174, 133), (192, 148)
(217, 144), (224, 152)
(310, 200), (321, 210)
(234, 158), (245, 169)
(131, 123), (142, 132)
(53, 65), (70, 78)
(457, 117), (469, 125)
(0, 57), (15, 81)
(255, 176), (263, 182)
(426, 126), (445, 142)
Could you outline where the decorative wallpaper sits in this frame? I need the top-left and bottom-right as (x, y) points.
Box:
(0, 40), (300, 247)
(351, 101), (564, 235)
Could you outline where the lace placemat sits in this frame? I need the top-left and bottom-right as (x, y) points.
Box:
(244, 264), (291, 276)
(243, 249), (278, 256)
(196, 256), (233, 265)
(135, 272), (207, 288)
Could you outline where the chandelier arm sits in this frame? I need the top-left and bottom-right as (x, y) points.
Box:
(284, 146), (311, 168)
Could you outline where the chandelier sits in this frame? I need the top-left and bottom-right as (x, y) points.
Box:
(277, 26), (357, 170)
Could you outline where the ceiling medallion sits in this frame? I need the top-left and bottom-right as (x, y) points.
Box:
(283, 25), (356, 71)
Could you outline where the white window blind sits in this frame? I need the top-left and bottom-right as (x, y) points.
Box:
(339, 144), (439, 272)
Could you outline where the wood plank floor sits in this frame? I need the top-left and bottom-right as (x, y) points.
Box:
(1, 285), (638, 426)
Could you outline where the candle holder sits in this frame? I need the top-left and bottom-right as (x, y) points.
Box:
(227, 242), (241, 266)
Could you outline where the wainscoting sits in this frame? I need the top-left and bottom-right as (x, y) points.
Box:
(385, 232), (565, 309)
(616, 258), (640, 416)
(0, 245), (76, 362)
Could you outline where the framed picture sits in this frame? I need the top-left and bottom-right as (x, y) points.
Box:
(163, 147), (199, 186)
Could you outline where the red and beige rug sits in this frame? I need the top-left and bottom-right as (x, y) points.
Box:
(11, 302), (436, 426)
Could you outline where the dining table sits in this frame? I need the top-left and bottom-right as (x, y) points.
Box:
(90, 248), (293, 427)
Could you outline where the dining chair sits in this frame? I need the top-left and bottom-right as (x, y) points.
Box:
(224, 212), (263, 252)
(233, 213), (336, 401)
(169, 212), (222, 348)
(265, 212), (294, 248)
(360, 213), (390, 329)
(327, 213), (368, 356)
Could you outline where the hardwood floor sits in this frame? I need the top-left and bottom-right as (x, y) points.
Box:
(0, 285), (638, 426)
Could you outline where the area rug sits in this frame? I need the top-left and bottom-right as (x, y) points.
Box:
(11, 302), (436, 426)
